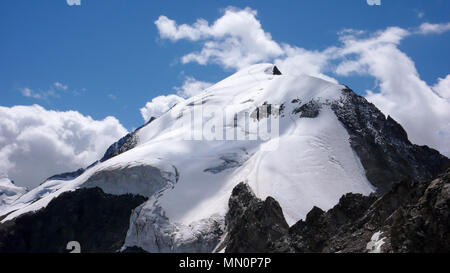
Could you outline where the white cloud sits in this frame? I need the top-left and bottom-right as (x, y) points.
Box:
(418, 22), (450, 34)
(156, 7), (284, 69)
(338, 28), (367, 36)
(175, 76), (213, 98)
(54, 82), (68, 90)
(155, 16), (209, 41)
(433, 75), (450, 99)
(21, 88), (42, 99)
(275, 45), (338, 83)
(140, 94), (185, 122)
(140, 76), (212, 122)
(66, 0), (81, 6)
(108, 94), (117, 100)
(19, 82), (70, 101)
(0, 105), (127, 188)
(333, 27), (410, 77)
(155, 8), (450, 156)
(332, 26), (450, 156)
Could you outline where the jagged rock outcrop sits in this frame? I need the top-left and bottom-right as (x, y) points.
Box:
(222, 168), (450, 253)
(100, 133), (138, 162)
(292, 99), (321, 118)
(0, 187), (147, 253)
(272, 193), (377, 253)
(331, 87), (450, 193)
(272, 66), (282, 75)
(389, 168), (450, 252)
(100, 117), (156, 162)
(215, 182), (289, 253)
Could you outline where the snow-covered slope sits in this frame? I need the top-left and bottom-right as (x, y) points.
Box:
(0, 177), (27, 208)
(0, 64), (376, 251)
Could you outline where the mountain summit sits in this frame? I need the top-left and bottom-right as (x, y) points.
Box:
(0, 64), (448, 253)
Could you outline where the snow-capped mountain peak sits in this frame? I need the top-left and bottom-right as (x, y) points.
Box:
(1, 64), (448, 253)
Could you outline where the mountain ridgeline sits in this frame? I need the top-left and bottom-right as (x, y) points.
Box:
(0, 64), (448, 253)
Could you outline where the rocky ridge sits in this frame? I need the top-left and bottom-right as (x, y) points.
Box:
(220, 168), (450, 253)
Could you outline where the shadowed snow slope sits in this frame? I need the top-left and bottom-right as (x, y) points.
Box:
(4, 63), (433, 252)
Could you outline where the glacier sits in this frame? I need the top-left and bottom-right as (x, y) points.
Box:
(0, 63), (376, 252)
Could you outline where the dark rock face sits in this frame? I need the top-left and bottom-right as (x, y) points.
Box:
(100, 117), (156, 162)
(216, 183), (289, 253)
(325, 168), (450, 253)
(331, 87), (450, 193)
(389, 168), (450, 252)
(292, 100), (321, 118)
(0, 187), (146, 253)
(221, 168), (450, 253)
(100, 133), (138, 162)
(267, 193), (377, 253)
(272, 193), (377, 253)
(272, 66), (282, 75)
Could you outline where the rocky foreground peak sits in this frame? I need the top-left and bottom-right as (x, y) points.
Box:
(218, 168), (450, 253)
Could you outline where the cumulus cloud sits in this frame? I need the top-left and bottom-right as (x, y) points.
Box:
(155, 7), (450, 156)
(155, 16), (209, 41)
(418, 22), (450, 34)
(54, 82), (68, 90)
(19, 82), (71, 101)
(332, 26), (450, 156)
(156, 7), (283, 69)
(0, 105), (127, 188)
(140, 76), (212, 122)
(433, 75), (450, 99)
(140, 94), (185, 122)
(275, 45), (338, 83)
(66, 0), (81, 6)
(21, 88), (42, 99)
(175, 76), (213, 97)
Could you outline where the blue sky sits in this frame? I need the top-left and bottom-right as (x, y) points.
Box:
(1, 0), (450, 188)
(1, 0), (449, 130)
